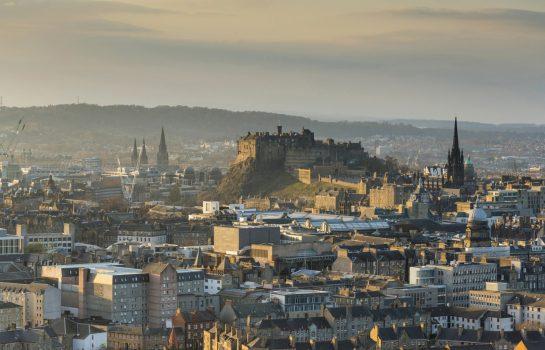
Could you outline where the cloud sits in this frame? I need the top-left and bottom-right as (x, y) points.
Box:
(66, 19), (155, 34)
(387, 7), (545, 30)
(0, 0), (166, 18)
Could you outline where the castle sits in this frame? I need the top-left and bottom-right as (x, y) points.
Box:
(234, 126), (368, 173)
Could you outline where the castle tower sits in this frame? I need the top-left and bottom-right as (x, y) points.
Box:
(446, 117), (464, 188)
(131, 139), (138, 167)
(156, 127), (169, 171)
(140, 138), (148, 166)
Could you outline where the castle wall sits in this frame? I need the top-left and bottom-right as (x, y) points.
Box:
(234, 128), (368, 174)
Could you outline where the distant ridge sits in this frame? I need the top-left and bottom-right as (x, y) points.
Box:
(0, 104), (543, 149)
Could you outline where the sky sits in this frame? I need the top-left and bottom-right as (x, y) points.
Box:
(1, 0), (545, 123)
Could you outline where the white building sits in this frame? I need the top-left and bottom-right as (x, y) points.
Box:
(507, 295), (545, 328)
(0, 228), (23, 255)
(117, 224), (167, 246)
(203, 201), (220, 214)
(432, 307), (513, 333)
(410, 262), (497, 307)
(270, 289), (330, 318)
(71, 325), (107, 350)
(16, 223), (75, 253)
(204, 274), (223, 295)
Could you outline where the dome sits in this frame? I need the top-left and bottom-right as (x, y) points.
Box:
(468, 207), (487, 223)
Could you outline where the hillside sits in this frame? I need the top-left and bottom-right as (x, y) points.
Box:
(2, 104), (539, 152)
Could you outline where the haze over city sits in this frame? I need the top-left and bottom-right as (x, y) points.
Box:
(4, 1), (545, 350)
(1, 0), (545, 122)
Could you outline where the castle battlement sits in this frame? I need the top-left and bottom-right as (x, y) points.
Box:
(234, 126), (367, 173)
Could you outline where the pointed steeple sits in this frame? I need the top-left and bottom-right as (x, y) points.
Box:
(159, 127), (167, 152)
(452, 117), (459, 151)
(157, 127), (169, 170)
(131, 139), (138, 167)
(446, 117), (465, 188)
(140, 138), (148, 165)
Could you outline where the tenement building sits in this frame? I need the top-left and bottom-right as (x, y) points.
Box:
(0, 282), (61, 327)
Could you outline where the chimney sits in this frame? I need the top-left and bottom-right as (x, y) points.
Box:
(16, 224), (27, 237)
(419, 322), (426, 335)
(331, 336), (338, 350)
(289, 335), (296, 347)
(64, 222), (76, 237)
(78, 268), (89, 319)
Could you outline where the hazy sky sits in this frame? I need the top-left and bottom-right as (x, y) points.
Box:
(1, 0), (545, 123)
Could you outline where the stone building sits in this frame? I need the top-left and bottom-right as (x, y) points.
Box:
(234, 126), (368, 174)
(332, 248), (406, 281)
(0, 282), (61, 327)
(107, 325), (168, 350)
(369, 182), (405, 210)
(213, 225), (280, 254)
(0, 301), (21, 330)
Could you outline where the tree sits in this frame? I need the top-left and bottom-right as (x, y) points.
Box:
(168, 185), (182, 204)
(25, 243), (46, 254)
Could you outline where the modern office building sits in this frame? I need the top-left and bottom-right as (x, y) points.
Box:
(270, 289), (330, 318)
(410, 262), (497, 307)
(16, 222), (75, 253)
(0, 228), (23, 255)
(213, 225), (280, 254)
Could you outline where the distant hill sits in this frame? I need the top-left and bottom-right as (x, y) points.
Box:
(386, 118), (545, 133)
(0, 104), (542, 154)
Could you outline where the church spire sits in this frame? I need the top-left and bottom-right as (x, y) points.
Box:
(446, 117), (465, 188)
(156, 127), (169, 171)
(159, 127), (167, 152)
(140, 138), (148, 165)
(453, 116), (459, 151)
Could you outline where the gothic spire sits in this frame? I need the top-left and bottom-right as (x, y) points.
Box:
(453, 116), (459, 152)
(159, 127), (167, 152)
(446, 117), (465, 188)
(140, 138), (148, 165)
(157, 127), (169, 170)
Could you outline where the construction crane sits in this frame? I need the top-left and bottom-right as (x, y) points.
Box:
(124, 143), (144, 208)
(0, 118), (25, 161)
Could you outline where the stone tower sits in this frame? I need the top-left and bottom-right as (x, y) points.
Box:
(156, 127), (169, 171)
(446, 117), (464, 188)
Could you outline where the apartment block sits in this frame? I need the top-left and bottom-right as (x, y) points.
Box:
(41, 263), (148, 325)
(0, 282), (61, 327)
